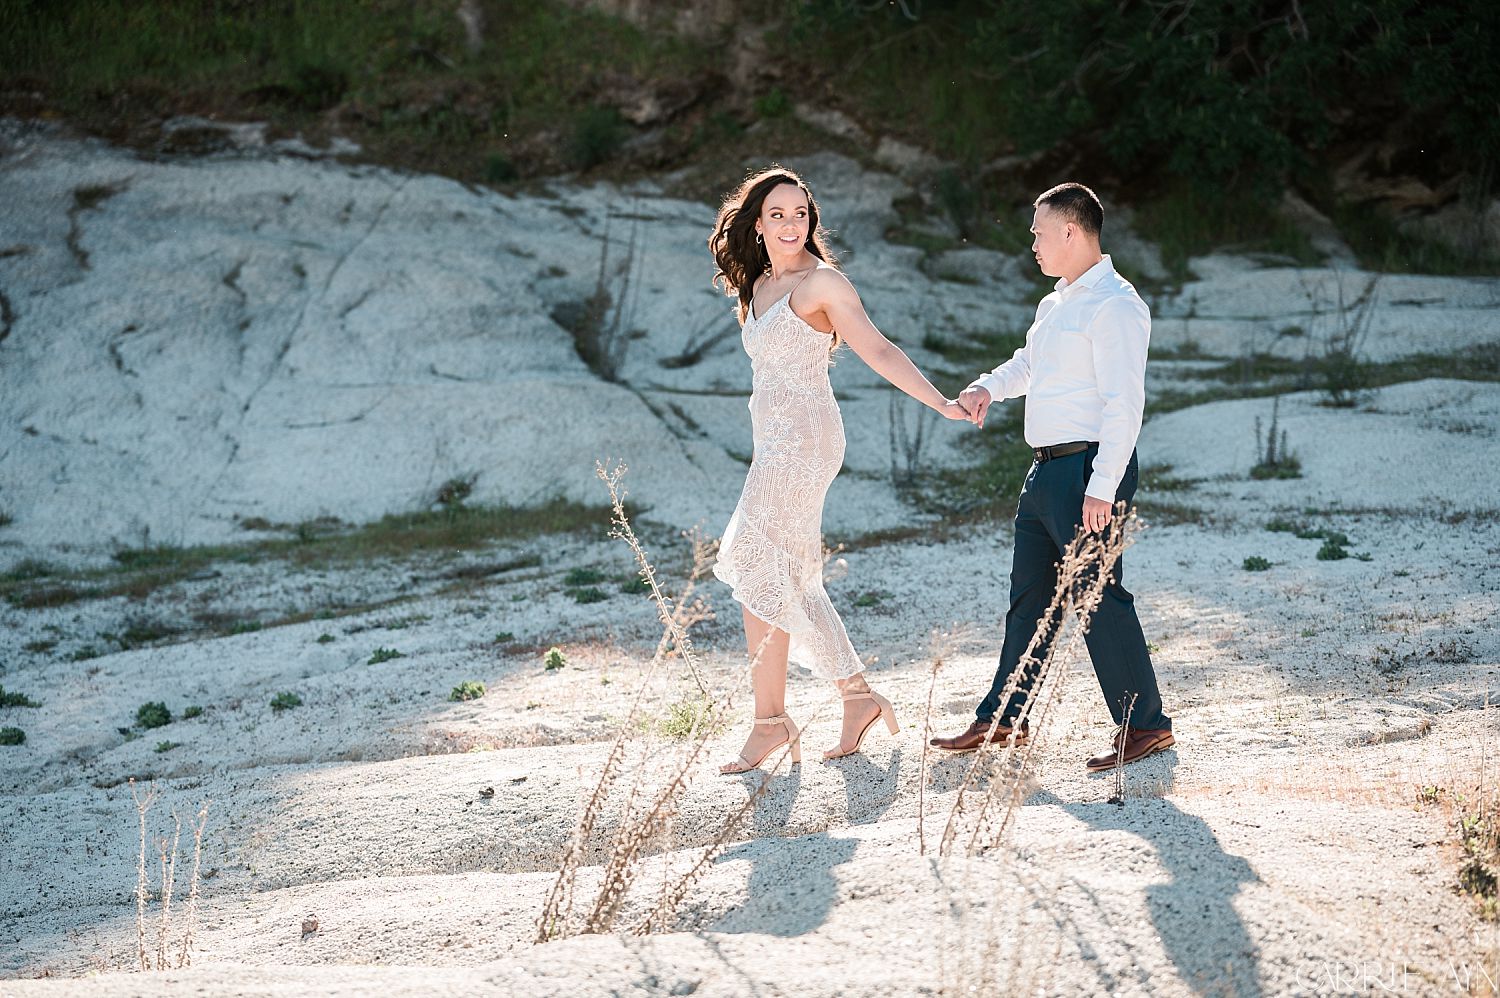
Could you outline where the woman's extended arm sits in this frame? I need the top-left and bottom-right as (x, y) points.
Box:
(813, 270), (964, 417)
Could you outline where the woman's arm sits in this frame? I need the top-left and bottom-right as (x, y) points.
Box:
(811, 270), (962, 416)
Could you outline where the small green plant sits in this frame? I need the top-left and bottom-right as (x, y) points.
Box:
(483, 154), (517, 183)
(563, 567), (606, 586)
(229, 620), (262, 635)
(367, 647), (405, 664)
(181, 705), (203, 720)
(135, 701), (172, 729)
(0, 511), (11, 528)
(436, 475), (476, 508)
(1316, 538), (1349, 561)
(494, 631), (515, 643)
(154, 741), (180, 753)
(753, 87), (790, 118)
(22, 639), (55, 653)
(566, 105), (624, 170)
(0, 686), (42, 708)
(0, 727), (24, 746)
(1265, 518), (1303, 533)
(1394, 569), (1411, 577)
(316, 633), (335, 643)
(853, 590), (892, 608)
(657, 694), (713, 739)
(570, 586), (607, 604)
(1250, 397), (1302, 480)
(619, 576), (652, 595)
(1242, 556), (1272, 572)
(450, 680), (486, 702)
(270, 691), (302, 712)
(543, 647), (567, 671)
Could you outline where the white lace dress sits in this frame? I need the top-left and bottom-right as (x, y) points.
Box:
(713, 266), (865, 680)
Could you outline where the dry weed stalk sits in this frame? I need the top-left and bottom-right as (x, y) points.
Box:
(127, 779), (210, 971)
(599, 461), (712, 696)
(938, 508), (1135, 856)
(919, 627), (961, 856)
(537, 462), (777, 943)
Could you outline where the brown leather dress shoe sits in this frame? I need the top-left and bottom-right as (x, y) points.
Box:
(929, 718), (1029, 752)
(1085, 726), (1174, 772)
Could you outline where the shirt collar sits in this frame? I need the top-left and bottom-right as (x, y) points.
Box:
(1054, 254), (1115, 295)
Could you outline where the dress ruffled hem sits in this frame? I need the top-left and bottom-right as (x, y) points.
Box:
(712, 511), (865, 681)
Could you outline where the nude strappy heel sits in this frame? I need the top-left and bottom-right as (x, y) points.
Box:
(719, 713), (801, 775)
(823, 690), (900, 760)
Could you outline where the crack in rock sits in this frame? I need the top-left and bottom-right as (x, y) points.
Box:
(64, 179), (129, 271)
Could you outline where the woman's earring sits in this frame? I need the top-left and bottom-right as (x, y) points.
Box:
(755, 231), (763, 244)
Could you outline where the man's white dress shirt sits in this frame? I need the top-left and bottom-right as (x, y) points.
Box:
(969, 254), (1150, 504)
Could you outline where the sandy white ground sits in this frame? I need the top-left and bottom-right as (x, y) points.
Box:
(3, 124), (1500, 997)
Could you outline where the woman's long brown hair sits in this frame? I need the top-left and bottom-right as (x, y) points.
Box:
(709, 165), (839, 341)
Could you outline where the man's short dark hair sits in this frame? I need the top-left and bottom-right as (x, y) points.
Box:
(1034, 182), (1103, 237)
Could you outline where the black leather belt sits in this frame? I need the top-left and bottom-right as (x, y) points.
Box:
(1033, 440), (1093, 462)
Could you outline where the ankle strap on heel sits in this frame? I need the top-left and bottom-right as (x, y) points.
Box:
(754, 713), (791, 724)
(840, 692), (873, 701)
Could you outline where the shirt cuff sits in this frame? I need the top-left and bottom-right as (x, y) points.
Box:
(1084, 473), (1120, 504)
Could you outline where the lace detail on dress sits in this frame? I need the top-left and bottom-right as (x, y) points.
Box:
(712, 265), (865, 680)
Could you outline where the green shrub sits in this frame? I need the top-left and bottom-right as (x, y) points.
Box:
(543, 647), (567, 671)
(494, 631), (515, 643)
(0, 727), (24, 746)
(181, 705), (203, 720)
(270, 691), (303, 712)
(316, 633), (335, 643)
(450, 680), (486, 702)
(154, 741), (180, 753)
(753, 87), (790, 118)
(563, 567), (606, 586)
(570, 586), (607, 604)
(566, 106), (624, 170)
(483, 154), (518, 183)
(1242, 556), (1271, 572)
(1316, 539), (1349, 561)
(0, 686), (41, 708)
(135, 701), (172, 729)
(367, 647), (405, 664)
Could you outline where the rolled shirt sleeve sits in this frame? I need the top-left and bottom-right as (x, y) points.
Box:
(1084, 295), (1150, 502)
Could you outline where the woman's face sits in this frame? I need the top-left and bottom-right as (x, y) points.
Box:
(755, 183), (810, 255)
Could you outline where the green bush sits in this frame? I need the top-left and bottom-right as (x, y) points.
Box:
(754, 87), (790, 118)
(563, 567), (606, 586)
(154, 740), (180, 753)
(135, 701), (171, 729)
(450, 680), (486, 702)
(543, 647), (567, 671)
(1316, 539), (1349, 561)
(570, 586), (607, 604)
(567, 106), (624, 170)
(270, 691), (302, 712)
(1242, 556), (1271, 572)
(181, 705), (203, 720)
(0, 727), (24, 746)
(367, 647), (405, 664)
(0, 686), (41, 708)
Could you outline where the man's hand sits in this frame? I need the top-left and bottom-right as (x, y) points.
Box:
(1082, 496), (1114, 533)
(958, 386), (992, 428)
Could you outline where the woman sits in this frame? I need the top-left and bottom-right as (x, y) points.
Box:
(709, 166), (969, 774)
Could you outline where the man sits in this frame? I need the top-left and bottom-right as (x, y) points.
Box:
(931, 182), (1174, 771)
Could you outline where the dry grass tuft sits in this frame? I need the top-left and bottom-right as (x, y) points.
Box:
(128, 779), (210, 971)
(536, 461), (787, 942)
(938, 507), (1133, 857)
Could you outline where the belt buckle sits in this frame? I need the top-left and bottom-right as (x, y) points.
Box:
(1033, 446), (1048, 463)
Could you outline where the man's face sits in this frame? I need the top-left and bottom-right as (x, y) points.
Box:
(1029, 203), (1069, 278)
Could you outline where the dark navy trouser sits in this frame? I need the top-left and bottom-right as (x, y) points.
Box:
(975, 444), (1172, 731)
